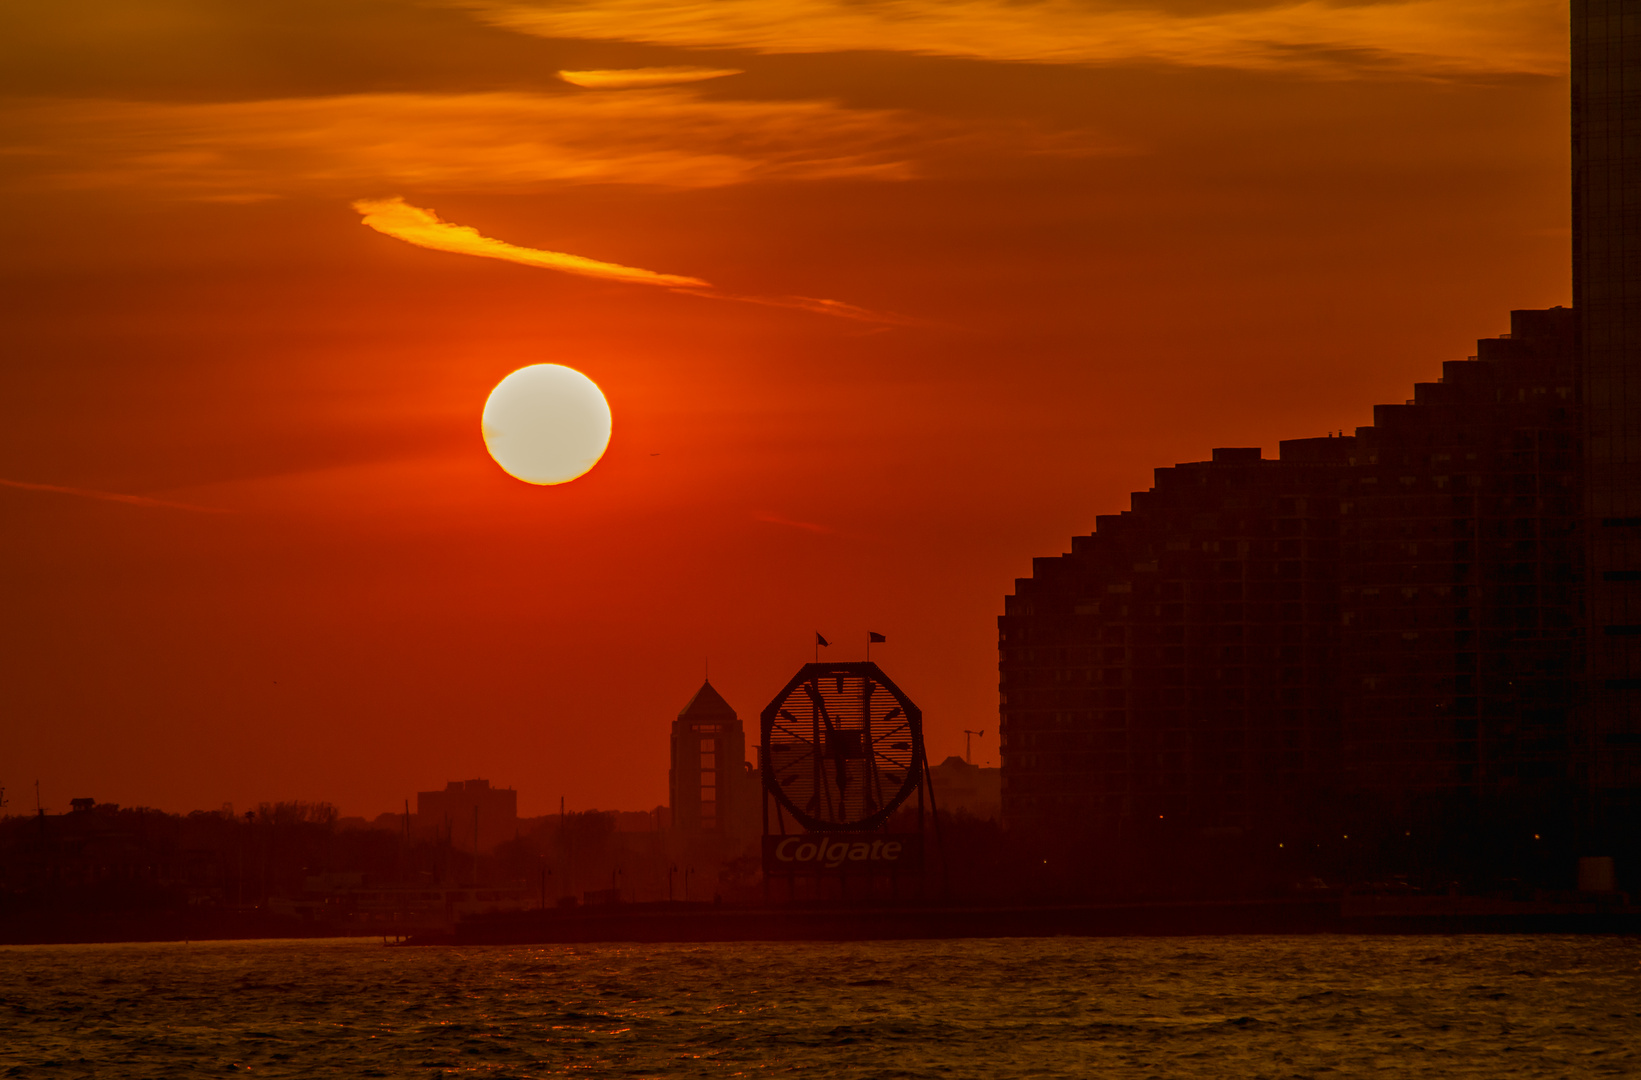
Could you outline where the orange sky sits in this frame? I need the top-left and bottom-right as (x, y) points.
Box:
(0, 0), (1571, 817)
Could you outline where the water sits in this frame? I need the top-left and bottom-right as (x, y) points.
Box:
(1, 935), (1637, 1077)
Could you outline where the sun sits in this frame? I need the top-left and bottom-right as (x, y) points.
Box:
(481, 364), (612, 485)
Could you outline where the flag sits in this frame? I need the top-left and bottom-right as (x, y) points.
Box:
(869, 632), (886, 643)
(816, 633), (830, 647)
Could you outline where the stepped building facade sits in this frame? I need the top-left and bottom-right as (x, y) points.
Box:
(1001, 312), (1580, 837)
(1001, 3), (1641, 872)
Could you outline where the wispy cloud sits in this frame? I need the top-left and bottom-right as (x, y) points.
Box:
(753, 510), (836, 534)
(354, 196), (911, 323)
(475, 0), (1565, 78)
(558, 66), (743, 88)
(0, 477), (231, 513)
(354, 196), (707, 286)
(0, 90), (920, 199)
(697, 290), (914, 325)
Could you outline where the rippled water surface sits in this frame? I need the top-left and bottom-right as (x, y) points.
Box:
(2, 935), (1638, 1078)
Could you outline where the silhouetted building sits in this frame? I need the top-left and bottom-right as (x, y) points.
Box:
(1002, 314), (1587, 855)
(1341, 308), (1580, 828)
(928, 756), (1002, 820)
(416, 779), (518, 853)
(1000, 437), (1353, 840)
(999, 5), (1641, 886)
(1574, 0), (1641, 824)
(669, 682), (758, 839)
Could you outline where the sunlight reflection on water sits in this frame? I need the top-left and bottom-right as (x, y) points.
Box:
(1, 935), (1637, 1077)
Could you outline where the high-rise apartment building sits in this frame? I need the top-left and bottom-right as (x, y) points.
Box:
(1000, 437), (1353, 838)
(1002, 312), (1584, 854)
(1339, 309), (1580, 824)
(1001, 4), (1641, 874)
(1574, 0), (1641, 811)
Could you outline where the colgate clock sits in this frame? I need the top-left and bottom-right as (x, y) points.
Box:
(759, 661), (925, 832)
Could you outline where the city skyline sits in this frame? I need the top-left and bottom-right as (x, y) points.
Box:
(2, 0), (1573, 817)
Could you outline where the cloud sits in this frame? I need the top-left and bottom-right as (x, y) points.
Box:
(353, 196), (912, 323)
(0, 89), (921, 199)
(0, 477), (231, 513)
(694, 289), (920, 325)
(558, 66), (743, 88)
(753, 510), (837, 534)
(474, 0), (1565, 78)
(354, 196), (707, 286)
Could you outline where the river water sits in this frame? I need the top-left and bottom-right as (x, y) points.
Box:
(1, 935), (1637, 1077)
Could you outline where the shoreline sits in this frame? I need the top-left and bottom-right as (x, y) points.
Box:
(407, 898), (1641, 945)
(7, 897), (1638, 946)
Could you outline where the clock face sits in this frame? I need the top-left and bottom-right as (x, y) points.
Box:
(760, 662), (924, 832)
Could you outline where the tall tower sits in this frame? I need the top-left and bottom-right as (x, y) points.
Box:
(669, 681), (750, 835)
(1574, 1), (1641, 811)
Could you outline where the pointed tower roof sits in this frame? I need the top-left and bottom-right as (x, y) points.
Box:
(678, 680), (737, 721)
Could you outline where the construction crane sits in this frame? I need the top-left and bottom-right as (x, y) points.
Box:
(963, 729), (985, 763)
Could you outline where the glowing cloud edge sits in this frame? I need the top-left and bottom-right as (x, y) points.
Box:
(353, 196), (912, 325)
(558, 66), (744, 88)
(353, 196), (708, 288)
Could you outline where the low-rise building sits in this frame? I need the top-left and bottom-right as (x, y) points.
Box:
(928, 756), (1002, 820)
(416, 779), (519, 853)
